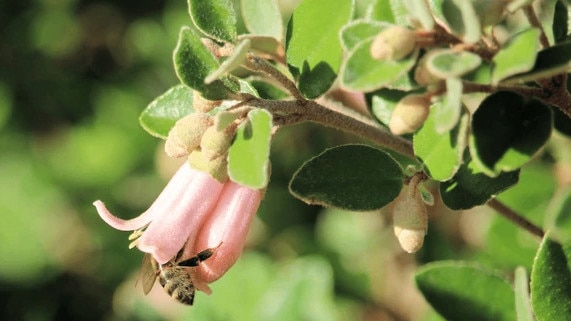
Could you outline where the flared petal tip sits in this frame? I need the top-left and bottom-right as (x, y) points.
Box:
(93, 200), (155, 232)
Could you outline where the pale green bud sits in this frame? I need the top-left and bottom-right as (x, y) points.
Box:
(389, 94), (430, 135)
(370, 26), (417, 61)
(188, 149), (229, 183)
(414, 54), (442, 86)
(165, 113), (213, 158)
(200, 124), (237, 161)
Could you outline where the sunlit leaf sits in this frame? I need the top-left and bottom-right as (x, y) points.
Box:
(514, 267), (535, 321)
(188, 0), (237, 42)
(492, 28), (540, 85)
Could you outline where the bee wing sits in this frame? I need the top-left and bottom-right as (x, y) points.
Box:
(140, 253), (158, 295)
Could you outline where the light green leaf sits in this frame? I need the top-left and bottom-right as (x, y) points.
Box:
(228, 109), (272, 189)
(173, 27), (238, 100)
(242, 0), (282, 40)
(236, 35), (285, 60)
(530, 234), (571, 321)
(415, 261), (516, 321)
(188, 0), (237, 42)
(441, 0), (481, 43)
(434, 77), (463, 134)
(139, 84), (194, 139)
(506, 40), (571, 84)
(368, 88), (409, 126)
(413, 106), (464, 181)
(427, 49), (482, 78)
(340, 38), (418, 92)
(492, 28), (540, 85)
(367, 0), (396, 23)
(402, 0), (434, 30)
(286, 0), (353, 98)
(514, 267), (535, 321)
(469, 91), (553, 176)
(289, 144), (404, 211)
(340, 20), (390, 52)
(205, 39), (251, 84)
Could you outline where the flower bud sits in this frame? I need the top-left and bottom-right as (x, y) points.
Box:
(370, 26), (417, 61)
(200, 124), (237, 161)
(393, 183), (428, 253)
(193, 91), (222, 113)
(389, 94), (430, 135)
(188, 149), (228, 183)
(414, 53), (442, 86)
(165, 113), (213, 158)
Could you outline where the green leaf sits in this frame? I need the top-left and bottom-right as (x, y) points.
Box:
(441, 0), (481, 43)
(368, 88), (409, 126)
(414, 107), (464, 181)
(286, 0), (353, 98)
(440, 152), (519, 210)
(514, 267), (535, 321)
(402, 0), (434, 30)
(139, 84), (194, 139)
(553, 1), (568, 44)
(340, 20), (390, 52)
(545, 187), (571, 244)
(289, 144), (404, 211)
(415, 261), (516, 321)
(257, 256), (343, 321)
(427, 49), (482, 78)
(241, 0), (283, 40)
(367, 0), (396, 23)
(188, 0), (237, 42)
(530, 235), (571, 321)
(205, 39), (251, 84)
(492, 28), (540, 85)
(237, 35), (285, 60)
(340, 38), (418, 92)
(470, 91), (553, 176)
(506, 40), (571, 83)
(228, 109), (272, 189)
(173, 27), (238, 100)
(433, 77), (463, 134)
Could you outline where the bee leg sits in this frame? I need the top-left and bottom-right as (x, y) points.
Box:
(178, 242), (223, 267)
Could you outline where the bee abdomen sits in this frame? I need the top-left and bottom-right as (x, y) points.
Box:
(159, 268), (196, 305)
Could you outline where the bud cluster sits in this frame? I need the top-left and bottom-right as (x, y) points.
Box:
(165, 92), (241, 182)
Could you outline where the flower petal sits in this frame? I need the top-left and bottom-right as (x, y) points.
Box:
(137, 164), (225, 264)
(193, 182), (263, 283)
(93, 200), (156, 231)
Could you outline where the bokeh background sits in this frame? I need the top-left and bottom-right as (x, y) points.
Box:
(1, 0), (563, 320)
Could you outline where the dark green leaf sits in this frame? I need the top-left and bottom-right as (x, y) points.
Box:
(188, 0), (237, 42)
(286, 0), (353, 98)
(470, 91), (552, 176)
(139, 84), (194, 139)
(289, 144), (403, 211)
(530, 235), (571, 321)
(415, 261), (516, 321)
(228, 109), (272, 189)
(553, 1), (569, 44)
(440, 152), (519, 210)
(173, 27), (238, 100)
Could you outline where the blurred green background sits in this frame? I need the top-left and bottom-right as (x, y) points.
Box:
(0, 0), (563, 320)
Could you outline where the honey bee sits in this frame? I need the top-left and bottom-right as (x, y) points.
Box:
(140, 243), (221, 305)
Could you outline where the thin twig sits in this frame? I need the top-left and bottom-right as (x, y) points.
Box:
(461, 81), (545, 97)
(487, 198), (545, 238)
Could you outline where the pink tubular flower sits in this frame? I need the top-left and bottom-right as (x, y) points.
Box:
(93, 163), (263, 290)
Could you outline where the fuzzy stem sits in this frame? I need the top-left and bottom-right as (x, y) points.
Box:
(487, 198), (545, 238)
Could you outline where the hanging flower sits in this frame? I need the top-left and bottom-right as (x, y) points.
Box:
(93, 163), (263, 287)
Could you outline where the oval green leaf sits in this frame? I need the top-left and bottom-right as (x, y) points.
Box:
(470, 91), (553, 176)
(228, 109), (272, 189)
(188, 0), (237, 42)
(368, 88), (409, 126)
(491, 28), (540, 85)
(289, 144), (404, 211)
(506, 40), (571, 83)
(139, 84), (194, 139)
(340, 38), (418, 92)
(530, 234), (571, 321)
(433, 77), (463, 134)
(427, 49), (482, 78)
(340, 20), (390, 52)
(440, 152), (520, 210)
(173, 27), (237, 100)
(286, 0), (353, 98)
(242, 0), (283, 40)
(415, 261), (516, 321)
(441, 0), (481, 43)
(413, 107), (464, 181)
